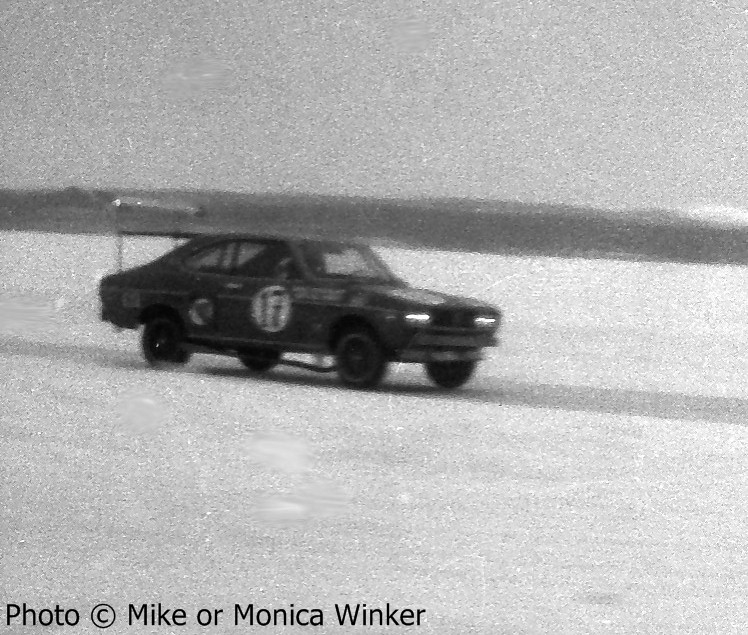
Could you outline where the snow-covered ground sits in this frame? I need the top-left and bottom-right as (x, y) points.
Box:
(2, 230), (748, 633)
(3, 231), (746, 398)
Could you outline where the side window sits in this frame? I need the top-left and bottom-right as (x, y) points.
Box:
(234, 241), (267, 275)
(220, 241), (237, 272)
(184, 242), (232, 274)
(274, 255), (301, 280)
(324, 248), (368, 275)
(233, 241), (297, 279)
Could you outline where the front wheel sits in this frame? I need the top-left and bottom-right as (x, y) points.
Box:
(426, 360), (476, 389)
(335, 328), (388, 389)
(141, 316), (191, 368)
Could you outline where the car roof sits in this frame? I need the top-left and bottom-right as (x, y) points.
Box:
(183, 233), (367, 248)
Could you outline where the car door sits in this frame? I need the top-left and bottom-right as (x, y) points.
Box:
(287, 241), (363, 348)
(178, 239), (237, 340)
(219, 239), (304, 346)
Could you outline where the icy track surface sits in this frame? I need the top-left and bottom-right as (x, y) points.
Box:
(2, 231), (748, 633)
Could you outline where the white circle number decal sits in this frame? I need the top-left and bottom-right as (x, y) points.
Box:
(251, 286), (292, 333)
(188, 298), (214, 326)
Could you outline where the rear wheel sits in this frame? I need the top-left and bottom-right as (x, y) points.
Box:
(239, 349), (280, 373)
(426, 360), (476, 389)
(141, 316), (191, 368)
(335, 328), (388, 389)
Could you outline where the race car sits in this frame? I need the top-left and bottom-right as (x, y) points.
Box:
(99, 233), (502, 389)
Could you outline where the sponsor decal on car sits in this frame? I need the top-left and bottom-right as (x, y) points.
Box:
(348, 293), (368, 307)
(188, 297), (214, 326)
(251, 286), (292, 333)
(292, 287), (345, 303)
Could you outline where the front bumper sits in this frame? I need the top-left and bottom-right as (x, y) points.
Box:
(393, 329), (498, 363)
(407, 331), (497, 347)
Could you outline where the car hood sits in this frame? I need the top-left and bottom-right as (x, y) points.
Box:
(359, 284), (498, 313)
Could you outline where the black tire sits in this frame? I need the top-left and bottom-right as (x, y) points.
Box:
(426, 360), (476, 389)
(335, 328), (388, 389)
(141, 316), (191, 368)
(239, 349), (280, 373)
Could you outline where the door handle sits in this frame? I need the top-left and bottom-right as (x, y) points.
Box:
(224, 282), (243, 290)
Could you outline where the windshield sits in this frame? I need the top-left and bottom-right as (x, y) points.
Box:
(299, 241), (398, 282)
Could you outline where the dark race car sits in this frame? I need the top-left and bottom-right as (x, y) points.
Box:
(99, 234), (502, 389)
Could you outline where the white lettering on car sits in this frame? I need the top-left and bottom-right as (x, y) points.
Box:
(292, 287), (345, 303)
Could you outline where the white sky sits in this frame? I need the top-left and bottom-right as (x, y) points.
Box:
(1, 0), (747, 211)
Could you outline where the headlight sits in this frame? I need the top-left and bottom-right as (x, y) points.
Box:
(474, 315), (497, 328)
(404, 312), (431, 326)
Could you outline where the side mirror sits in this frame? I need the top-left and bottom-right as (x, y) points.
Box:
(274, 258), (299, 280)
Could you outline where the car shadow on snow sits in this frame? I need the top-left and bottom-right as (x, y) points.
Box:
(2, 335), (746, 425)
(200, 362), (748, 425)
(490, 379), (748, 425)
